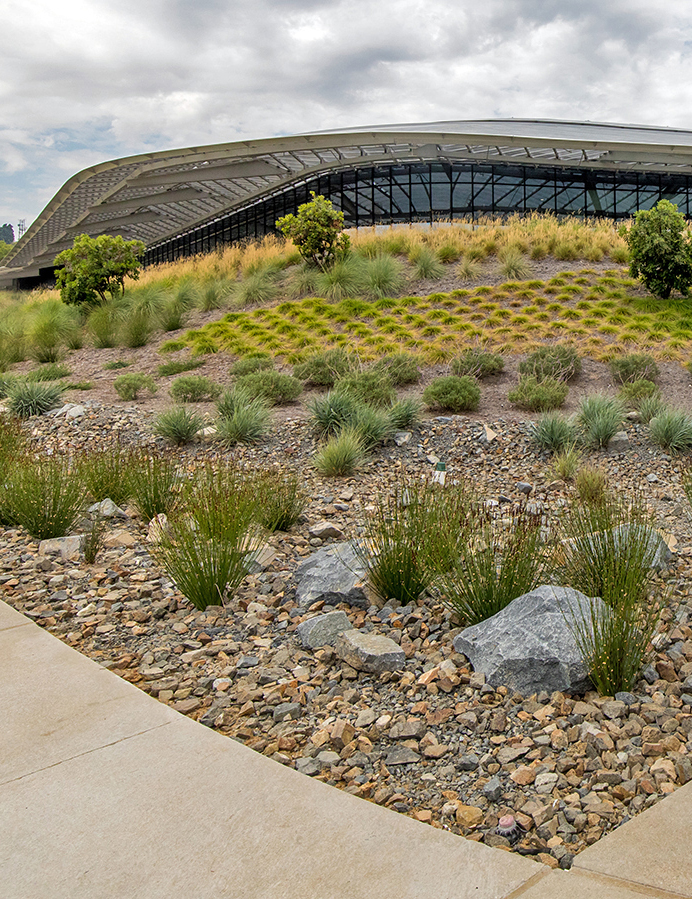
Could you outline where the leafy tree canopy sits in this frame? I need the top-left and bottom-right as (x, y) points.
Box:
(0, 241), (12, 262)
(276, 192), (349, 270)
(623, 199), (692, 299)
(54, 233), (145, 307)
(0, 223), (14, 244)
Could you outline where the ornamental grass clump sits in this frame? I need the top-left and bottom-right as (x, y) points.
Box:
(6, 380), (63, 418)
(254, 468), (306, 532)
(576, 394), (625, 448)
(157, 358), (205, 377)
(76, 445), (134, 508)
(154, 407), (204, 445)
(314, 428), (365, 477)
(648, 407), (692, 452)
(387, 397), (421, 430)
(113, 373), (157, 401)
(556, 493), (663, 694)
(372, 353), (420, 386)
(294, 348), (357, 387)
(336, 370), (396, 408)
(153, 465), (258, 610)
(231, 353), (273, 377)
(358, 480), (473, 606)
(530, 411), (576, 452)
(423, 375), (480, 413)
(309, 391), (360, 438)
(618, 379), (660, 412)
(3, 454), (86, 539)
(215, 386), (272, 446)
(127, 451), (180, 522)
(441, 504), (547, 626)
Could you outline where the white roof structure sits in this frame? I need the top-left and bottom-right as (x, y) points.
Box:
(4, 118), (692, 288)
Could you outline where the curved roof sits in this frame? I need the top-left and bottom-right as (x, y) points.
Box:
(4, 118), (692, 283)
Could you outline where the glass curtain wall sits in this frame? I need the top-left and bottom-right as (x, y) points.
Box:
(145, 162), (692, 265)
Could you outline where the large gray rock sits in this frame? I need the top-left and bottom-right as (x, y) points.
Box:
(296, 611), (352, 649)
(453, 585), (605, 695)
(294, 542), (368, 608)
(335, 630), (405, 673)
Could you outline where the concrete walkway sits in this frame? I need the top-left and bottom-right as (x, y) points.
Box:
(1, 598), (689, 898)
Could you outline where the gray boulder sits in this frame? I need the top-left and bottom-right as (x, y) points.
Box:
(296, 611), (352, 649)
(453, 585), (605, 695)
(295, 542), (368, 608)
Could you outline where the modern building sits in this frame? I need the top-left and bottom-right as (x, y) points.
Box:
(5, 118), (692, 290)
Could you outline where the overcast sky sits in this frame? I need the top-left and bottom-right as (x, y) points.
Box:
(2, 0), (692, 232)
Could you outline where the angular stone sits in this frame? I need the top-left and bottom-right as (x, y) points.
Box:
(273, 702), (301, 723)
(456, 805), (484, 828)
(88, 499), (127, 519)
(331, 719), (355, 749)
(453, 585), (603, 695)
(296, 611), (352, 649)
(385, 746), (420, 765)
(38, 535), (84, 560)
(389, 718), (426, 740)
(335, 630), (405, 674)
(308, 520), (345, 540)
(608, 431), (630, 453)
(295, 542), (368, 609)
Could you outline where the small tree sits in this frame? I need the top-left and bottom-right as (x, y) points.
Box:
(54, 233), (145, 307)
(0, 223), (14, 244)
(623, 199), (692, 299)
(276, 192), (349, 270)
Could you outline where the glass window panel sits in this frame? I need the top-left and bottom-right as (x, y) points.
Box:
(432, 180), (450, 211)
(451, 180), (473, 213)
(410, 174), (431, 215)
(524, 176), (556, 211)
(493, 175), (523, 212)
(555, 180), (586, 215)
(472, 172), (493, 212)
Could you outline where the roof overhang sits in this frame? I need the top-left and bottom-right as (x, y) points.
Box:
(4, 118), (692, 287)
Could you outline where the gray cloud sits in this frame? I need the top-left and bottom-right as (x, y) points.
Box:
(2, 0), (692, 226)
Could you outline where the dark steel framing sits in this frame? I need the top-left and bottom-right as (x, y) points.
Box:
(144, 161), (692, 265)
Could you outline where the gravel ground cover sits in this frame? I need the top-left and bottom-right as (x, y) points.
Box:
(4, 398), (692, 872)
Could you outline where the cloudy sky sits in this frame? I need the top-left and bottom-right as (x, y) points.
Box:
(2, 0), (692, 232)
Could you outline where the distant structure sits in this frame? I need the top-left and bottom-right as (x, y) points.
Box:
(4, 119), (692, 289)
(17, 219), (26, 239)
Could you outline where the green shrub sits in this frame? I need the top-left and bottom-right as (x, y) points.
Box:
(336, 370), (396, 408)
(254, 469), (306, 531)
(27, 301), (81, 363)
(316, 255), (367, 300)
(423, 375), (480, 413)
(26, 363), (71, 382)
(103, 359), (131, 370)
(127, 451), (180, 522)
(556, 493), (662, 693)
(508, 376), (568, 412)
(154, 407), (204, 445)
(648, 407), (692, 452)
(441, 505), (547, 625)
(576, 394), (625, 448)
(623, 199), (692, 298)
(113, 373), (157, 401)
(6, 381), (63, 418)
(235, 370), (302, 406)
(157, 358), (205, 377)
(276, 192), (350, 269)
(231, 353), (273, 377)
(76, 446), (134, 507)
(314, 428), (364, 476)
(618, 379), (660, 410)
(518, 345), (581, 382)
(373, 353), (420, 386)
(358, 480), (472, 605)
(293, 348), (356, 387)
(609, 353), (659, 384)
(531, 412), (576, 451)
(451, 349), (504, 379)
(3, 455), (86, 539)
(169, 374), (222, 403)
(387, 398), (421, 430)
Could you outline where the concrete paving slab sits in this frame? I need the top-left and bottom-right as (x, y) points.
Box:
(0, 599), (32, 631)
(516, 867), (687, 899)
(0, 611), (178, 785)
(0, 712), (542, 899)
(573, 782), (692, 897)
